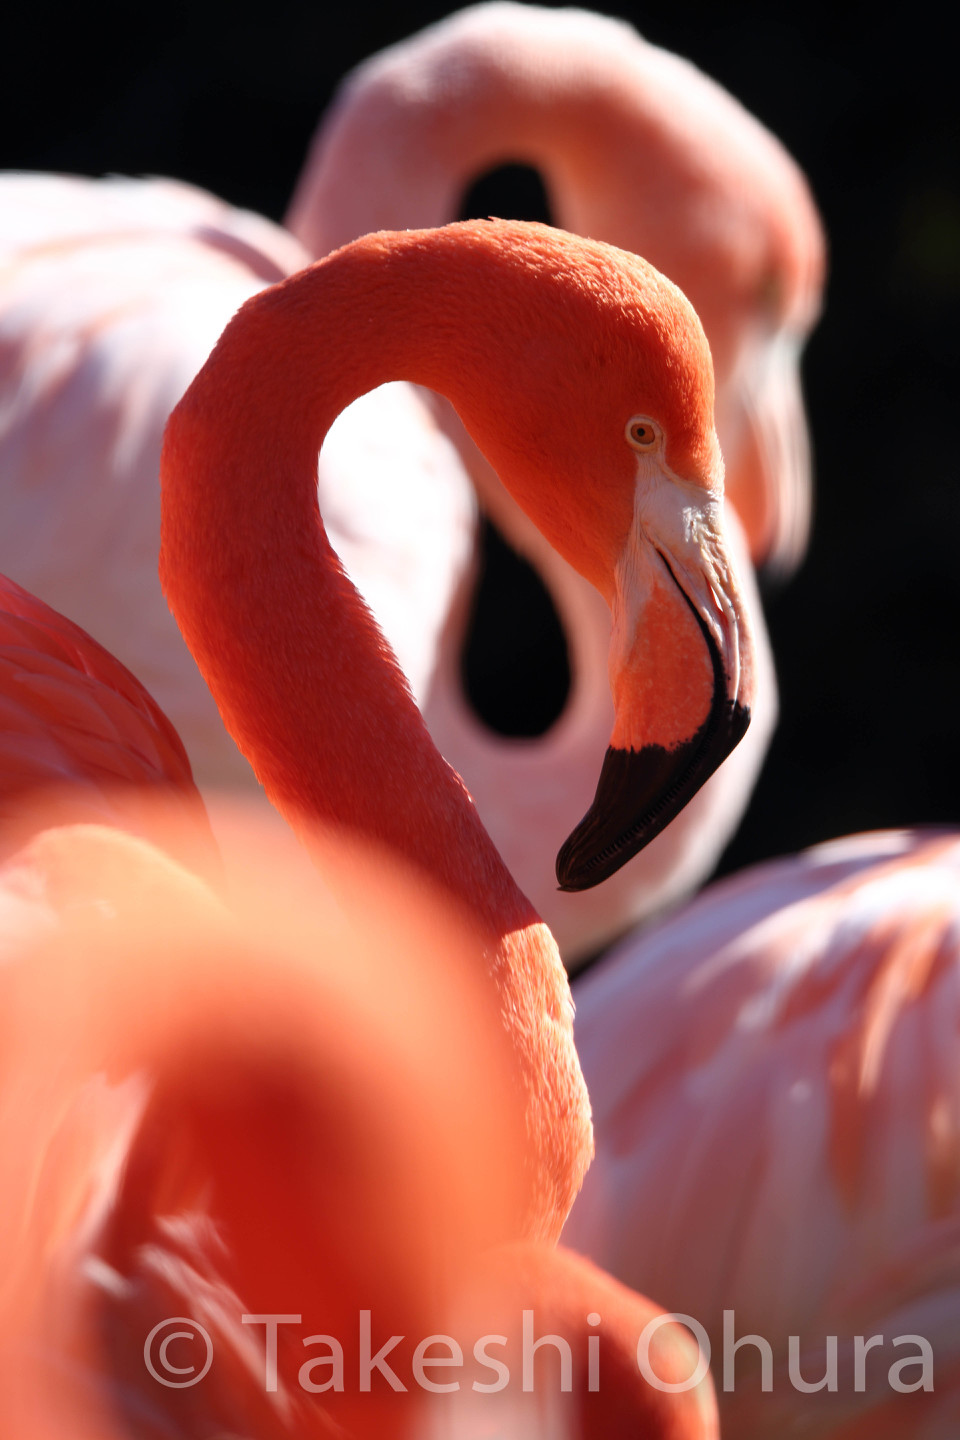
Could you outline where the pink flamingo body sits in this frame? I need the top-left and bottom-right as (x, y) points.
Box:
(564, 827), (960, 1435)
(291, 1), (826, 575)
(0, 0), (816, 959)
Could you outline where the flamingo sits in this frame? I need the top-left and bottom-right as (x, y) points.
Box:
(291, 1), (826, 577)
(0, 221), (745, 1429)
(157, 214), (757, 1234)
(1, 210), (756, 1381)
(0, 0), (818, 961)
(448, 1241), (719, 1437)
(562, 826), (960, 1436)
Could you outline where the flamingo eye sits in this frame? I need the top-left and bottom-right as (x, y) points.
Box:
(625, 416), (661, 451)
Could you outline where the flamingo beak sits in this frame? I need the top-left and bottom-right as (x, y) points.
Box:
(556, 487), (754, 891)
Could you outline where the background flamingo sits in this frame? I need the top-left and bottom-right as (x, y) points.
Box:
(292, 1), (826, 575)
(563, 826), (960, 1435)
(0, 1), (823, 959)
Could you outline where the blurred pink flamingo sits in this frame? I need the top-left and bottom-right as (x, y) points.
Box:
(564, 827), (960, 1436)
(0, 2), (823, 960)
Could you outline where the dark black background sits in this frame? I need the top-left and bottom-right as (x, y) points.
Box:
(2, 2), (957, 876)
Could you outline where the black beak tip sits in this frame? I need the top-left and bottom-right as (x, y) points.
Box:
(555, 700), (751, 893)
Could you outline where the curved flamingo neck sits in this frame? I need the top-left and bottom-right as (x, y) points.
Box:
(161, 221), (598, 1240)
(160, 230), (538, 936)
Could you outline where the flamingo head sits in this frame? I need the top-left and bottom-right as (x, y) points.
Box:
(434, 221), (757, 891)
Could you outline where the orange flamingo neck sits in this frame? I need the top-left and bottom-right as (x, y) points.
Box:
(162, 225), (545, 933)
(161, 222), (601, 1238)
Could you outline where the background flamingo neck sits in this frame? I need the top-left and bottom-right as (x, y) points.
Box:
(290, 8), (819, 353)
(160, 232), (537, 936)
(289, 10), (691, 262)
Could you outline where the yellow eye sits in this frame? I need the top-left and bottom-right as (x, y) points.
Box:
(625, 416), (661, 450)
